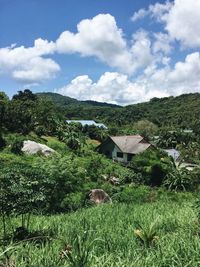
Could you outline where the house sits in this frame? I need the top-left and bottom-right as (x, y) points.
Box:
(98, 135), (152, 163)
(66, 120), (107, 129)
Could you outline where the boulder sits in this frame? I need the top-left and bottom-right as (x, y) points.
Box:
(88, 189), (112, 204)
(109, 176), (120, 185)
(22, 140), (55, 156)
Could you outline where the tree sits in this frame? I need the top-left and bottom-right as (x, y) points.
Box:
(0, 164), (51, 238)
(133, 120), (158, 140)
(0, 92), (9, 130)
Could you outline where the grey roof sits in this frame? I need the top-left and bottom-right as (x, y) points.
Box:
(110, 135), (151, 154)
(66, 120), (107, 129)
(164, 149), (180, 161)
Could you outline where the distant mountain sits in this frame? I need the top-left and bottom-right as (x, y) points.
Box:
(37, 92), (120, 108)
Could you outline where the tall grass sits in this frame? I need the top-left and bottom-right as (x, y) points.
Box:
(0, 199), (200, 266)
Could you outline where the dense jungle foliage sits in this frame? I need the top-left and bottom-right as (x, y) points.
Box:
(0, 89), (200, 266)
(38, 92), (200, 132)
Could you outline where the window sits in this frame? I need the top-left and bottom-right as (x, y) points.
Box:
(117, 152), (123, 158)
(127, 154), (133, 161)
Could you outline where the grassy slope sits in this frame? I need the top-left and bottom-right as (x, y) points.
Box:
(1, 197), (199, 267)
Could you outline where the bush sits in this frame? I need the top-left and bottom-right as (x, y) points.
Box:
(10, 136), (24, 154)
(112, 185), (152, 204)
(130, 150), (174, 186)
(61, 192), (85, 211)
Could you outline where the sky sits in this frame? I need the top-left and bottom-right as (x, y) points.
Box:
(0, 0), (200, 105)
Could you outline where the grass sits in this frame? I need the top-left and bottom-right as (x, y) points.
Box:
(1, 197), (200, 267)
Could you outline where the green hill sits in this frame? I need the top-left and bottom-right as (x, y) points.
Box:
(37, 92), (200, 130)
(37, 92), (120, 108)
(117, 93), (200, 129)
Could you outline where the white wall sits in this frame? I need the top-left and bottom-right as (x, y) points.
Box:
(112, 145), (128, 163)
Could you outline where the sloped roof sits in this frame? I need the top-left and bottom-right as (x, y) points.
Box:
(110, 135), (151, 154)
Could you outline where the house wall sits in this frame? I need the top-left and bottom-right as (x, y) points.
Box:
(112, 145), (128, 163)
(98, 139), (115, 159)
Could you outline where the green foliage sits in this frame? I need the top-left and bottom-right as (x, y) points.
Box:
(130, 150), (174, 186)
(164, 168), (195, 191)
(134, 218), (160, 247)
(113, 185), (152, 204)
(10, 136), (24, 154)
(60, 219), (102, 267)
(60, 192), (85, 212)
(0, 198), (199, 266)
(194, 197), (200, 222)
(157, 130), (198, 149)
(133, 119), (158, 140)
(0, 132), (6, 150)
(0, 164), (51, 238)
(82, 125), (108, 142)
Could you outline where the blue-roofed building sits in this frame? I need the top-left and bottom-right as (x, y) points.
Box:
(66, 120), (107, 129)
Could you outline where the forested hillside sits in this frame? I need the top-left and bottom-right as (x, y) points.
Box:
(1, 89), (200, 267)
(119, 93), (200, 130)
(37, 92), (200, 131)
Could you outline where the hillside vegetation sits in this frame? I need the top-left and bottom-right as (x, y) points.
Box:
(37, 92), (200, 131)
(0, 89), (200, 266)
(1, 199), (199, 267)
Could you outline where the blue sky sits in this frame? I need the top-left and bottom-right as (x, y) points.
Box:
(0, 0), (200, 104)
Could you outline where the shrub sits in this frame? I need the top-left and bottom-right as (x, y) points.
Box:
(134, 218), (160, 247)
(10, 137), (24, 154)
(130, 150), (174, 186)
(61, 192), (85, 212)
(163, 168), (193, 191)
(112, 185), (151, 204)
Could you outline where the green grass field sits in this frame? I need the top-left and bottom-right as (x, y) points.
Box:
(1, 196), (200, 267)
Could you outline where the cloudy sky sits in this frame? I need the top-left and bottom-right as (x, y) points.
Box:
(1, 0), (200, 105)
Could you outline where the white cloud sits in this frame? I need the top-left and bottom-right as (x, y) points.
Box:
(132, 0), (200, 48)
(55, 52), (200, 105)
(12, 57), (60, 83)
(148, 1), (173, 22)
(0, 13), (157, 84)
(56, 14), (134, 74)
(55, 72), (148, 105)
(131, 30), (154, 71)
(131, 1), (173, 22)
(153, 32), (172, 54)
(131, 8), (148, 22)
(0, 39), (59, 83)
(164, 0), (200, 48)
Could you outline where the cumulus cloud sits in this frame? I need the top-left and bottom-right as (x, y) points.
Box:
(0, 39), (59, 83)
(131, 30), (154, 71)
(56, 14), (135, 74)
(0, 14), (157, 84)
(131, 1), (172, 22)
(164, 0), (200, 48)
(132, 0), (200, 48)
(153, 32), (172, 54)
(55, 52), (200, 105)
(55, 72), (148, 105)
(131, 8), (148, 22)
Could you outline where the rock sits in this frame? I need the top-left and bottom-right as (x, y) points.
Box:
(22, 140), (55, 156)
(109, 176), (120, 185)
(88, 189), (112, 204)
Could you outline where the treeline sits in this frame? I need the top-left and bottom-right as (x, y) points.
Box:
(0, 89), (63, 135)
(38, 92), (200, 132)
